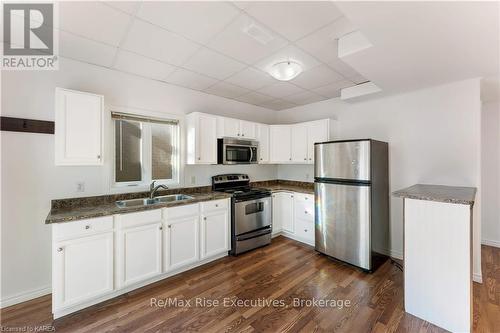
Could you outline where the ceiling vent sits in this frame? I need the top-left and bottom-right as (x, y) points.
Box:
(243, 23), (274, 45)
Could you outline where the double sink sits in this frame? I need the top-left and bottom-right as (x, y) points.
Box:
(116, 194), (194, 208)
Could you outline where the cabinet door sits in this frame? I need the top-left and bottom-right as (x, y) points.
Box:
(223, 118), (241, 138)
(272, 192), (294, 233)
(240, 120), (256, 139)
(197, 114), (217, 164)
(53, 232), (113, 310)
(165, 215), (199, 271)
(270, 125), (292, 163)
(200, 210), (229, 259)
(55, 88), (103, 165)
(307, 120), (329, 163)
(256, 124), (270, 163)
(117, 222), (162, 288)
(291, 124), (308, 163)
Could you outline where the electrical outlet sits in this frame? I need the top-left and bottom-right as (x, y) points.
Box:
(190, 176), (196, 185)
(76, 182), (85, 192)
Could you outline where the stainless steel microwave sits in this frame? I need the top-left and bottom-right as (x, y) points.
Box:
(217, 138), (258, 164)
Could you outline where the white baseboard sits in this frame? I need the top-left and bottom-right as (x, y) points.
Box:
(473, 272), (483, 283)
(0, 285), (52, 308)
(482, 238), (500, 248)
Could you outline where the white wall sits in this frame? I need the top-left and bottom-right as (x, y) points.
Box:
(0, 58), (278, 306)
(277, 79), (483, 280)
(481, 101), (500, 248)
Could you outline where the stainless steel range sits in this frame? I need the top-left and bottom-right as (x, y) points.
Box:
(212, 174), (272, 255)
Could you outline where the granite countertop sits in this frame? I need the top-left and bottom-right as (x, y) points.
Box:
(46, 191), (232, 224)
(393, 184), (476, 206)
(46, 180), (314, 224)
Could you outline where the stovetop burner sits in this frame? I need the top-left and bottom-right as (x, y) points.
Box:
(211, 174), (271, 200)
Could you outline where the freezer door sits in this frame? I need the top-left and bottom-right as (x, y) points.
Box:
(315, 141), (371, 181)
(315, 182), (371, 270)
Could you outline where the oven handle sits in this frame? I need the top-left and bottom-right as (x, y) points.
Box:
(234, 195), (271, 204)
(249, 147), (253, 163)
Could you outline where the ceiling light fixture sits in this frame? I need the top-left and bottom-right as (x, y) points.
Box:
(269, 60), (302, 81)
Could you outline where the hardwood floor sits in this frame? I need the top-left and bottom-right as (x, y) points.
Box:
(1, 237), (499, 332)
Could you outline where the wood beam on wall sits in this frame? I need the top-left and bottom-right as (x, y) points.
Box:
(0, 117), (54, 134)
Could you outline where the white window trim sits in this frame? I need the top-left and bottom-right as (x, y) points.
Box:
(108, 107), (182, 192)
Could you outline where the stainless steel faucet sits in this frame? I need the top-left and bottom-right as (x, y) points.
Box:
(149, 181), (169, 199)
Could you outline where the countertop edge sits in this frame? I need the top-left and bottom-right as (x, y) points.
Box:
(392, 184), (476, 206)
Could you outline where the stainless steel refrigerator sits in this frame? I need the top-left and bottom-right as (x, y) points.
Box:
(314, 139), (389, 271)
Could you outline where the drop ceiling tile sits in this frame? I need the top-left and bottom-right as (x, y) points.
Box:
(312, 79), (354, 98)
(59, 2), (132, 46)
(296, 17), (357, 65)
(256, 82), (305, 98)
(137, 2), (239, 44)
(204, 82), (251, 99)
(327, 58), (360, 78)
(234, 91), (275, 105)
(121, 19), (200, 66)
(113, 50), (176, 81)
(224, 67), (276, 90)
(58, 30), (117, 67)
(245, 1), (343, 41)
(258, 99), (297, 111)
(254, 45), (320, 74)
(282, 91), (326, 105)
(165, 68), (218, 91)
(103, 1), (141, 15)
(208, 14), (288, 65)
(183, 47), (246, 80)
(292, 64), (345, 90)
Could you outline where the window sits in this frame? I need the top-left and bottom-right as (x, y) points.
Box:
(112, 112), (179, 187)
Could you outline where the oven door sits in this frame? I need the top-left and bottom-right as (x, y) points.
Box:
(234, 196), (271, 235)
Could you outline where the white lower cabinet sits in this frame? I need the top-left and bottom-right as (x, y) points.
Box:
(165, 214), (200, 271)
(52, 198), (230, 318)
(117, 223), (163, 288)
(272, 192), (294, 233)
(53, 232), (114, 310)
(272, 192), (315, 246)
(200, 208), (229, 259)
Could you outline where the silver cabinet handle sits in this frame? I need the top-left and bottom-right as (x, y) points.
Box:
(168, 225), (171, 228)
(289, 158), (292, 161)
(85, 225), (90, 230)
(237, 133), (240, 136)
(57, 247), (63, 252)
(304, 211), (308, 214)
(159, 226), (163, 230)
(97, 155), (101, 159)
(304, 158), (306, 160)
(198, 157), (201, 160)
(203, 217), (207, 220)
(215, 204), (218, 207)
(304, 229), (308, 232)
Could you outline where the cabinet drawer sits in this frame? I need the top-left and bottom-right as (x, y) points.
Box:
(164, 203), (199, 219)
(117, 209), (163, 229)
(200, 199), (228, 213)
(294, 195), (314, 221)
(295, 218), (315, 244)
(53, 216), (113, 241)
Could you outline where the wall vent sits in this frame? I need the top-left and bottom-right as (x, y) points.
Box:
(243, 23), (274, 45)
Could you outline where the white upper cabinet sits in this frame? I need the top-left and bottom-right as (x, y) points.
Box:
(256, 124), (270, 163)
(270, 125), (292, 163)
(223, 117), (240, 138)
(306, 120), (330, 163)
(186, 112), (217, 164)
(240, 120), (256, 139)
(269, 119), (331, 164)
(219, 117), (257, 139)
(291, 124), (308, 163)
(55, 88), (104, 166)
